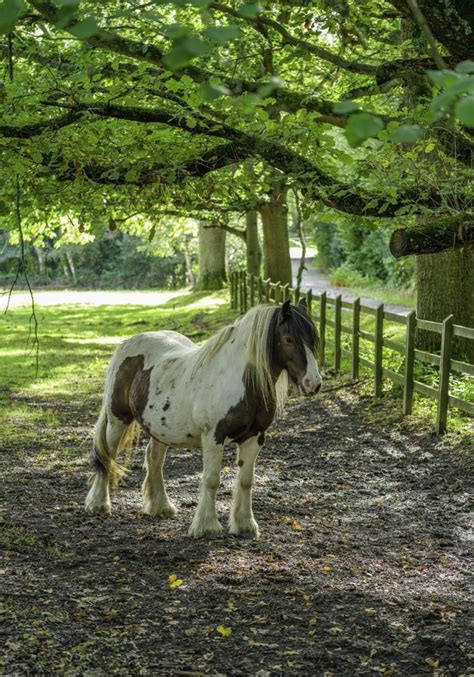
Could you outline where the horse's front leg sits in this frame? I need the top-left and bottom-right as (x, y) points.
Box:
(229, 435), (262, 538)
(142, 439), (177, 517)
(189, 432), (223, 538)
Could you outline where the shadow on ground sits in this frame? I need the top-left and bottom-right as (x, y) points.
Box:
(1, 390), (472, 675)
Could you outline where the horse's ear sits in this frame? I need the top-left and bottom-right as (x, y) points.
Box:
(298, 297), (307, 312)
(281, 299), (292, 319)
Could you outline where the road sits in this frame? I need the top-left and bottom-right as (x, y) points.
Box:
(291, 256), (413, 315)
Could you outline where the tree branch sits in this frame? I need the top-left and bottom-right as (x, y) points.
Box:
(0, 111), (81, 138)
(27, 0), (414, 127)
(390, 215), (474, 257)
(405, 0), (446, 69)
(209, 1), (377, 74)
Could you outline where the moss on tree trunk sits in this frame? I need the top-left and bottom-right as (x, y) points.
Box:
(245, 210), (261, 277)
(258, 190), (292, 286)
(197, 223), (226, 290)
(416, 247), (474, 359)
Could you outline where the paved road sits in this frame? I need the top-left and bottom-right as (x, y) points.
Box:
(291, 257), (413, 315)
(0, 289), (186, 311)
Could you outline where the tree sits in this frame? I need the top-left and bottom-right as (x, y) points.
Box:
(197, 222), (226, 290)
(0, 0), (472, 312)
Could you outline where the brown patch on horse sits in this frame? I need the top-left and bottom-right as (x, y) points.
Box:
(214, 365), (275, 445)
(111, 355), (153, 424)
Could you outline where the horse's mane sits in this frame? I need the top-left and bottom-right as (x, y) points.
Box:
(193, 305), (288, 413)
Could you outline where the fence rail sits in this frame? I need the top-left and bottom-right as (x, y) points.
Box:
(229, 270), (473, 434)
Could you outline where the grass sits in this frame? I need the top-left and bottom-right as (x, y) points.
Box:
(0, 289), (234, 439)
(319, 303), (473, 436)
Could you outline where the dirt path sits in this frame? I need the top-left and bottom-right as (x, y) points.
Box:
(2, 389), (471, 675)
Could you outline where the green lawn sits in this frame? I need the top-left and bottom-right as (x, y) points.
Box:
(0, 290), (234, 438)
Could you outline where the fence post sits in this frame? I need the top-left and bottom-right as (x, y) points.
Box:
(334, 294), (342, 372)
(374, 303), (384, 397)
(249, 273), (256, 308)
(306, 289), (313, 317)
(239, 271), (245, 313)
(403, 310), (416, 415)
(258, 277), (264, 303)
(436, 314), (454, 435)
(229, 272), (235, 309)
(264, 278), (270, 303)
(352, 297), (360, 380)
(242, 270), (248, 312)
(294, 287), (300, 304)
(319, 291), (326, 368)
(281, 283), (289, 303)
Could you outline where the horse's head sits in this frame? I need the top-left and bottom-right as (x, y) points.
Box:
(270, 299), (322, 396)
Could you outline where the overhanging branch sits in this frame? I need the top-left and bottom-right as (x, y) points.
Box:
(390, 215), (474, 257)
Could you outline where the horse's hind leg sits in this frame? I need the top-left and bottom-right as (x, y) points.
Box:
(229, 435), (262, 538)
(85, 414), (128, 515)
(142, 439), (177, 517)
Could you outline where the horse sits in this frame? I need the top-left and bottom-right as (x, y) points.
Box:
(85, 299), (322, 538)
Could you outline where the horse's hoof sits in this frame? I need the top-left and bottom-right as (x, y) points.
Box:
(85, 501), (111, 516)
(188, 520), (223, 539)
(143, 501), (177, 518)
(229, 517), (260, 539)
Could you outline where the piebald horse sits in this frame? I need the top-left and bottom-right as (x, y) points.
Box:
(85, 300), (321, 538)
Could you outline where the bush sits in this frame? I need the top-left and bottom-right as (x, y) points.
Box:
(309, 218), (416, 290)
(0, 232), (189, 290)
(329, 262), (368, 287)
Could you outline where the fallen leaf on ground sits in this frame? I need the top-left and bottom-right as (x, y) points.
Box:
(216, 625), (232, 637)
(168, 574), (184, 589)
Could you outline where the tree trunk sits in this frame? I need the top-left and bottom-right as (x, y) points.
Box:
(60, 252), (70, 281)
(245, 210), (261, 276)
(258, 189), (292, 286)
(34, 247), (46, 277)
(65, 249), (77, 284)
(197, 222), (226, 290)
(183, 235), (196, 289)
(416, 247), (474, 359)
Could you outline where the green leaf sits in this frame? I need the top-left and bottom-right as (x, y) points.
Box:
(333, 100), (359, 114)
(237, 3), (261, 18)
(200, 83), (230, 101)
(0, 0), (25, 35)
(455, 60), (474, 74)
(163, 39), (208, 69)
(203, 25), (241, 44)
(69, 17), (99, 39)
(187, 0), (211, 7)
(54, 0), (80, 30)
(428, 69), (458, 88)
(455, 96), (474, 127)
(390, 124), (422, 144)
(182, 36), (208, 57)
(345, 113), (384, 147)
(257, 77), (284, 97)
(163, 46), (193, 70)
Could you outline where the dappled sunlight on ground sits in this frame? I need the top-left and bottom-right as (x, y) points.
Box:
(1, 291), (471, 674)
(0, 288), (187, 310)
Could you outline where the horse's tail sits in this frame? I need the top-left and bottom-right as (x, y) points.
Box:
(91, 403), (141, 487)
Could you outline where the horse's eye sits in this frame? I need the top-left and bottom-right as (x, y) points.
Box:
(283, 336), (293, 345)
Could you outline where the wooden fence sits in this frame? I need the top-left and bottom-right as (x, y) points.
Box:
(229, 270), (474, 434)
